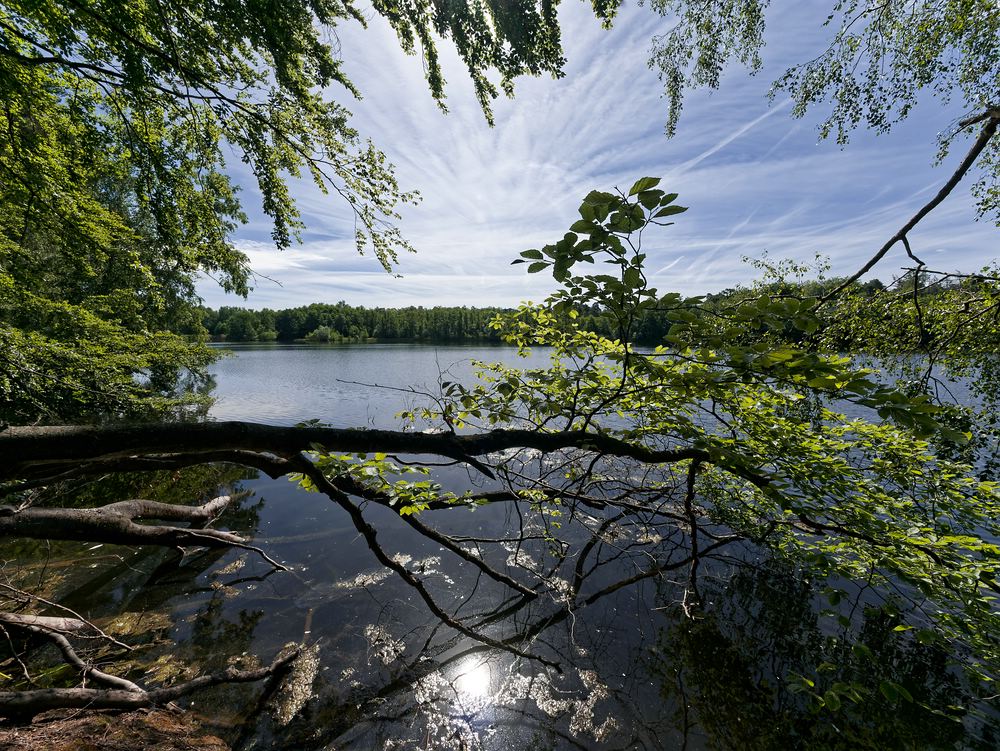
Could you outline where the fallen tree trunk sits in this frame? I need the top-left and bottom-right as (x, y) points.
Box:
(0, 421), (766, 487)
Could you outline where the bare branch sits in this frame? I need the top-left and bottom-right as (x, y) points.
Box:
(0, 495), (287, 571)
(0, 648), (300, 721)
(820, 112), (999, 303)
(1, 618), (142, 693)
(0, 614), (87, 633)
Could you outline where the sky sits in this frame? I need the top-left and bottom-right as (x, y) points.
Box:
(197, 1), (997, 310)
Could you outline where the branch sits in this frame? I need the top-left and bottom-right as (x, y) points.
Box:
(1, 617), (142, 693)
(326, 472), (538, 597)
(0, 495), (287, 570)
(958, 105), (1000, 129)
(0, 614), (87, 633)
(292, 455), (561, 670)
(820, 111), (999, 303)
(0, 584), (132, 650)
(0, 648), (299, 721)
(2, 449), (293, 493)
(0, 496), (236, 546)
(0, 422), (762, 487)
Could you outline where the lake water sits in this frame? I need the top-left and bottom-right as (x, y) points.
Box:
(32, 343), (995, 750)
(208, 342), (554, 427)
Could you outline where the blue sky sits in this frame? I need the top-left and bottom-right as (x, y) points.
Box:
(198, 1), (996, 310)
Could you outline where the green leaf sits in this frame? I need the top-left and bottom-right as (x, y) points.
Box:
(583, 189), (617, 205)
(915, 628), (938, 645)
(851, 644), (873, 660)
(807, 376), (837, 389)
(520, 248), (544, 259)
(654, 205), (688, 218)
(527, 262), (549, 273)
(879, 681), (913, 703)
(879, 681), (898, 702)
(628, 176), (661, 196)
(637, 190), (661, 209)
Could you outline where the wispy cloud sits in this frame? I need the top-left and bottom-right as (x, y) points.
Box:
(197, 2), (995, 310)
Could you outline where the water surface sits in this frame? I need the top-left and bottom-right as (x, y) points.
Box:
(25, 343), (993, 750)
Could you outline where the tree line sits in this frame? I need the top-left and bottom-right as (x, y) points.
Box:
(201, 303), (511, 343)
(200, 273), (967, 348)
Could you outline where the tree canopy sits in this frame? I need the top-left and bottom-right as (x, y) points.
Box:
(3, 0), (996, 423)
(642, 0), (999, 220)
(0, 0), (621, 423)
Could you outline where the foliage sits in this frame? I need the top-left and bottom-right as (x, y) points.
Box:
(640, 0), (1000, 220)
(650, 563), (985, 749)
(0, 0), (621, 424)
(371, 0), (619, 123)
(293, 451), (473, 516)
(300, 179), (1000, 718)
(703, 259), (1000, 476)
(202, 302), (509, 343)
(0, 48), (221, 422)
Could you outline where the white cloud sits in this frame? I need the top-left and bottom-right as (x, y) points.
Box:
(197, 1), (996, 310)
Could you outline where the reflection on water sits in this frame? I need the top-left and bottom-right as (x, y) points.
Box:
(207, 342), (552, 426)
(4, 344), (994, 749)
(452, 656), (493, 700)
(207, 347), (1000, 748)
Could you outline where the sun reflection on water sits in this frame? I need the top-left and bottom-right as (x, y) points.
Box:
(452, 656), (494, 701)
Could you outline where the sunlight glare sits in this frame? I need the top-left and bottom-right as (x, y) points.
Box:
(453, 657), (493, 700)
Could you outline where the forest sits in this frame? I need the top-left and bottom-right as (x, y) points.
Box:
(1, 1), (999, 749)
(201, 274), (949, 347)
(201, 303), (510, 343)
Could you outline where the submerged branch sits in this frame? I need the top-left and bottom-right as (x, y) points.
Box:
(0, 647), (300, 721)
(1, 617), (142, 693)
(0, 496), (287, 571)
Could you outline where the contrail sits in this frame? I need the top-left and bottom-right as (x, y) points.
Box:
(671, 98), (794, 177)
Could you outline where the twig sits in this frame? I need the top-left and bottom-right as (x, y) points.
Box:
(0, 583), (131, 651)
(0, 648), (300, 720)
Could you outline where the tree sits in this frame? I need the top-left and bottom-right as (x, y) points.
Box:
(2, 181), (998, 744)
(0, 0), (618, 725)
(630, 0), (1000, 475)
(2, 1), (998, 742)
(4, 1), (994, 424)
(0, 0), (622, 423)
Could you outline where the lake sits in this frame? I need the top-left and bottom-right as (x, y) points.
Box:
(32, 343), (996, 749)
